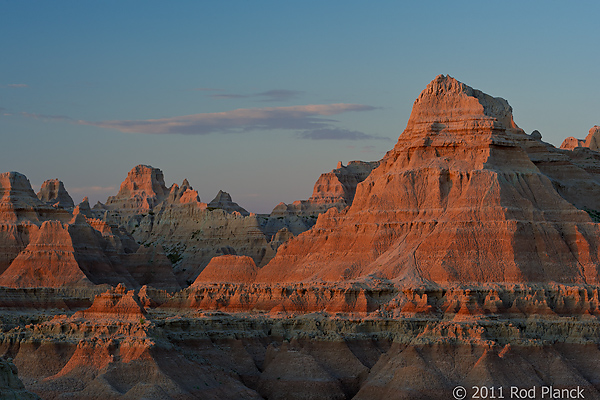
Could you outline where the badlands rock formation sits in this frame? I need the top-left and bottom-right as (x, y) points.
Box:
(103, 164), (170, 213)
(37, 179), (74, 208)
(3, 283), (600, 399)
(560, 125), (600, 150)
(193, 255), (258, 284)
(4, 75), (600, 399)
(258, 74), (600, 285)
(91, 163), (353, 286)
(271, 160), (379, 217)
(208, 190), (250, 215)
(0, 170), (180, 290)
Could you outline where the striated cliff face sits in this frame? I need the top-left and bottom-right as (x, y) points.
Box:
(257, 75), (600, 285)
(93, 163), (366, 286)
(0, 170), (182, 290)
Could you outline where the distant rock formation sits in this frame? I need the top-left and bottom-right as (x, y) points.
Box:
(104, 164), (169, 213)
(88, 164), (353, 286)
(208, 190), (249, 216)
(6, 76), (600, 400)
(0, 171), (46, 223)
(0, 169), (180, 289)
(124, 244), (181, 291)
(530, 129), (542, 141)
(73, 197), (93, 218)
(37, 179), (74, 208)
(271, 160), (379, 217)
(560, 125), (600, 150)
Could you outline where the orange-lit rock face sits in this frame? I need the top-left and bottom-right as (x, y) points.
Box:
(560, 136), (586, 150)
(74, 284), (147, 321)
(257, 75), (600, 285)
(585, 126), (600, 150)
(561, 125), (600, 150)
(193, 255), (258, 284)
(0, 220), (92, 288)
(105, 164), (169, 212)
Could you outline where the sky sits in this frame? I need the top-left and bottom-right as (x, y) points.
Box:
(2, 1), (599, 213)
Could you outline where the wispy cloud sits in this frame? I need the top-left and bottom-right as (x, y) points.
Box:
(210, 89), (303, 102)
(256, 90), (303, 102)
(19, 112), (74, 122)
(13, 103), (381, 140)
(211, 93), (247, 100)
(193, 87), (224, 92)
(297, 128), (391, 141)
(80, 104), (377, 135)
(6, 83), (28, 88)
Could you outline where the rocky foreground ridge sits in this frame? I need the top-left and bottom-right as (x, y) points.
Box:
(3, 75), (600, 399)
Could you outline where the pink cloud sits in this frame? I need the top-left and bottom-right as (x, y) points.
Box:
(81, 103), (377, 135)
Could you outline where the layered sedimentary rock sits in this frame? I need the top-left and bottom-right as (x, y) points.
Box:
(73, 283), (147, 321)
(0, 171), (47, 223)
(0, 217), (144, 288)
(123, 244), (181, 291)
(93, 165), (325, 286)
(4, 285), (600, 399)
(257, 75), (600, 285)
(0, 220), (93, 288)
(0, 172), (61, 276)
(192, 255), (258, 284)
(65, 156), (377, 289)
(5, 75), (600, 400)
(37, 179), (74, 208)
(0, 170), (180, 290)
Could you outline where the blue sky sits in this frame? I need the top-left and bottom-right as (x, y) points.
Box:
(2, 1), (599, 213)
